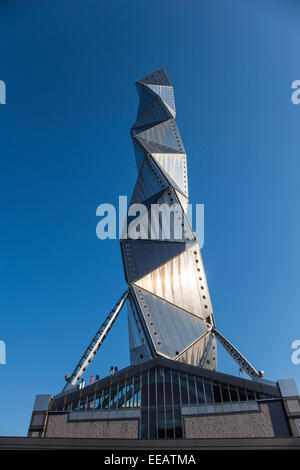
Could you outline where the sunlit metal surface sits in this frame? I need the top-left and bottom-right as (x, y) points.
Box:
(135, 244), (213, 320)
(127, 187), (194, 243)
(152, 153), (188, 196)
(134, 119), (185, 153)
(127, 294), (153, 365)
(132, 285), (209, 359)
(146, 84), (176, 115)
(121, 239), (194, 284)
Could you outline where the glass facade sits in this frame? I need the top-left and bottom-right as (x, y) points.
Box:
(53, 366), (276, 439)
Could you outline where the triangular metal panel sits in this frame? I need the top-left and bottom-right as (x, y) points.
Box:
(133, 141), (146, 172)
(134, 136), (185, 155)
(121, 188), (166, 241)
(135, 244), (213, 318)
(144, 187), (194, 241)
(136, 119), (185, 153)
(137, 67), (172, 86)
(136, 189), (167, 210)
(121, 239), (194, 284)
(149, 156), (187, 197)
(130, 156), (168, 205)
(127, 295), (153, 365)
(152, 153), (188, 196)
(132, 286), (209, 359)
(136, 83), (156, 116)
(146, 84), (176, 114)
(131, 123), (159, 137)
(198, 333), (217, 369)
(127, 188), (195, 243)
(163, 101), (176, 118)
(175, 190), (189, 213)
(133, 96), (172, 129)
(176, 337), (204, 366)
(176, 331), (217, 370)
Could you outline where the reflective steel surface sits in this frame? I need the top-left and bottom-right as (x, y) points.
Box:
(121, 67), (217, 370)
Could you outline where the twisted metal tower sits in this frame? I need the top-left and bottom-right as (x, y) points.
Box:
(64, 68), (263, 391)
(120, 67), (217, 370)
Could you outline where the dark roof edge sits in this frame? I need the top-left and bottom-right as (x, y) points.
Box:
(52, 357), (280, 405)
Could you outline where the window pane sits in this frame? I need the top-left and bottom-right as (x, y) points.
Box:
(255, 391), (265, 400)
(238, 387), (247, 401)
(95, 391), (102, 409)
(149, 369), (156, 407)
(72, 400), (79, 411)
(174, 407), (183, 438)
(79, 396), (87, 410)
(87, 394), (95, 410)
(229, 385), (238, 402)
(54, 400), (64, 412)
(157, 406), (165, 438)
(180, 373), (188, 405)
(141, 410), (148, 439)
(188, 376), (197, 405)
(141, 372), (148, 408)
(246, 389), (255, 400)
(196, 377), (205, 404)
(221, 384), (230, 402)
(172, 371), (180, 406)
(118, 382), (125, 408)
(165, 368), (172, 406)
(110, 386), (118, 409)
(149, 408), (156, 439)
(212, 382), (222, 403)
(157, 368), (164, 407)
(204, 379), (213, 404)
(166, 407), (174, 438)
(103, 389), (110, 409)
(133, 376), (141, 408)
(126, 379), (133, 407)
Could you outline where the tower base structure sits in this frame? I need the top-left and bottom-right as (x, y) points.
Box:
(27, 357), (300, 443)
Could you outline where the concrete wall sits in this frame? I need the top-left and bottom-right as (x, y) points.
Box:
(184, 403), (275, 438)
(45, 413), (139, 439)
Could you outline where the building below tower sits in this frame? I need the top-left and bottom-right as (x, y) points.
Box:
(28, 357), (300, 441)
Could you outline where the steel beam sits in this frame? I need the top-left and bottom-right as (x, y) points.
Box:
(65, 290), (129, 387)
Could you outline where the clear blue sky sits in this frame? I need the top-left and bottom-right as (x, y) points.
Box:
(0, 0), (299, 436)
